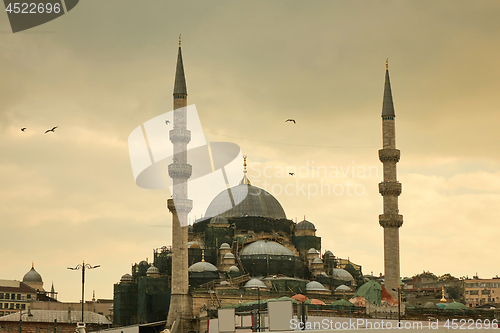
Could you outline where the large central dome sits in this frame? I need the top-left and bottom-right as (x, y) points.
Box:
(204, 184), (286, 219)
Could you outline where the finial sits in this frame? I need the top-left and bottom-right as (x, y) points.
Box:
(202, 250), (205, 262)
(386, 59), (388, 70)
(440, 286), (447, 302)
(32, 261), (34, 268)
(239, 155), (251, 185)
(92, 290), (96, 302)
(179, 35), (181, 47)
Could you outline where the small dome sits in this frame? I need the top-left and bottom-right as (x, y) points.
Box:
(324, 250), (333, 256)
(120, 274), (133, 282)
(312, 258), (323, 264)
(139, 260), (148, 266)
(210, 215), (229, 225)
(296, 220), (316, 230)
(332, 268), (354, 282)
(229, 265), (239, 272)
(308, 248), (319, 254)
(224, 253), (235, 259)
(240, 240), (295, 256)
(335, 285), (352, 292)
(147, 266), (159, 274)
(244, 279), (269, 289)
(188, 261), (218, 273)
(306, 281), (327, 291)
(23, 267), (42, 283)
(220, 243), (231, 250)
(188, 241), (201, 249)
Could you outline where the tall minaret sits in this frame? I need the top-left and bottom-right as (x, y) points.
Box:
(166, 36), (193, 330)
(378, 60), (403, 299)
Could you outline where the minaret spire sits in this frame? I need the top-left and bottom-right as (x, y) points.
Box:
(378, 61), (403, 299)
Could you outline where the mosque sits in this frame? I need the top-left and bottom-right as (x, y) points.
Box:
(114, 39), (403, 331)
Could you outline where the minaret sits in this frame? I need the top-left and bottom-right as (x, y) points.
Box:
(166, 36), (194, 330)
(378, 60), (403, 299)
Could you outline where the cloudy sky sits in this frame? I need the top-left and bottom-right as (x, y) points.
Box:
(1, 0), (500, 302)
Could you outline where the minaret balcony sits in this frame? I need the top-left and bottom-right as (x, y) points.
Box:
(168, 163), (192, 179)
(379, 149), (400, 163)
(169, 129), (191, 144)
(379, 182), (402, 196)
(167, 198), (193, 214)
(379, 214), (403, 228)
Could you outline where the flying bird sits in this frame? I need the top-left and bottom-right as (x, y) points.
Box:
(289, 172), (295, 176)
(165, 120), (170, 125)
(285, 119), (296, 124)
(45, 126), (58, 134)
(21, 128), (26, 132)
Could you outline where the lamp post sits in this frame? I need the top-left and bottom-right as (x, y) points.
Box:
(68, 261), (100, 323)
(392, 288), (401, 325)
(19, 308), (33, 333)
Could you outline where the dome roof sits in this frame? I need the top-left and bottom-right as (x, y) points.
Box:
(147, 266), (159, 274)
(244, 279), (269, 289)
(306, 281), (327, 291)
(334, 285), (352, 292)
(308, 248), (319, 254)
(120, 274), (133, 282)
(296, 220), (315, 230)
(210, 215), (229, 225)
(204, 184), (286, 220)
(312, 258), (323, 264)
(188, 261), (218, 273)
(240, 240), (295, 256)
(324, 250), (333, 256)
(229, 265), (239, 272)
(220, 243), (231, 250)
(23, 267), (42, 283)
(332, 268), (354, 282)
(139, 260), (148, 266)
(224, 253), (235, 259)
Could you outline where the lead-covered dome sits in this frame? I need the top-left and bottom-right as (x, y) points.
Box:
(240, 240), (295, 257)
(204, 184), (286, 220)
(296, 220), (316, 230)
(188, 261), (218, 273)
(23, 267), (42, 283)
(332, 268), (354, 282)
(306, 281), (328, 291)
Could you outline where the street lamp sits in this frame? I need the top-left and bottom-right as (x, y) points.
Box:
(392, 288), (401, 324)
(68, 261), (100, 323)
(19, 308), (33, 333)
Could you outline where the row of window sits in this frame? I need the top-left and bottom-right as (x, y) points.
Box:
(466, 282), (500, 288)
(466, 289), (493, 295)
(2, 303), (26, 310)
(0, 293), (31, 300)
(0, 324), (63, 333)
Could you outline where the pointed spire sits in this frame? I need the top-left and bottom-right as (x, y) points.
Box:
(239, 155), (251, 185)
(51, 282), (55, 293)
(382, 60), (395, 117)
(173, 35), (187, 95)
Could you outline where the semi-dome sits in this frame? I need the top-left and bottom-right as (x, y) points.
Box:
(204, 184), (286, 220)
(296, 220), (316, 230)
(306, 281), (327, 291)
(23, 267), (42, 283)
(188, 261), (218, 273)
(120, 274), (133, 282)
(210, 216), (229, 225)
(220, 243), (231, 250)
(332, 268), (354, 282)
(335, 285), (352, 292)
(240, 240), (295, 256)
(147, 266), (159, 274)
(244, 279), (269, 289)
(229, 265), (239, 272)
(224, 253), (235, 259)
(308, 248), (319, 254)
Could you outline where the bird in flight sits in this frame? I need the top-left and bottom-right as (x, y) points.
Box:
(165, 120), (170, 125)
(289, 172), (295, 176)
(285, 119), (296, 124)
(21, 128), (26, 132)
(45, 126), (58, 134)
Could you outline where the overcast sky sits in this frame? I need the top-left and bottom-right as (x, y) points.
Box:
(1, 0), (500, 302)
